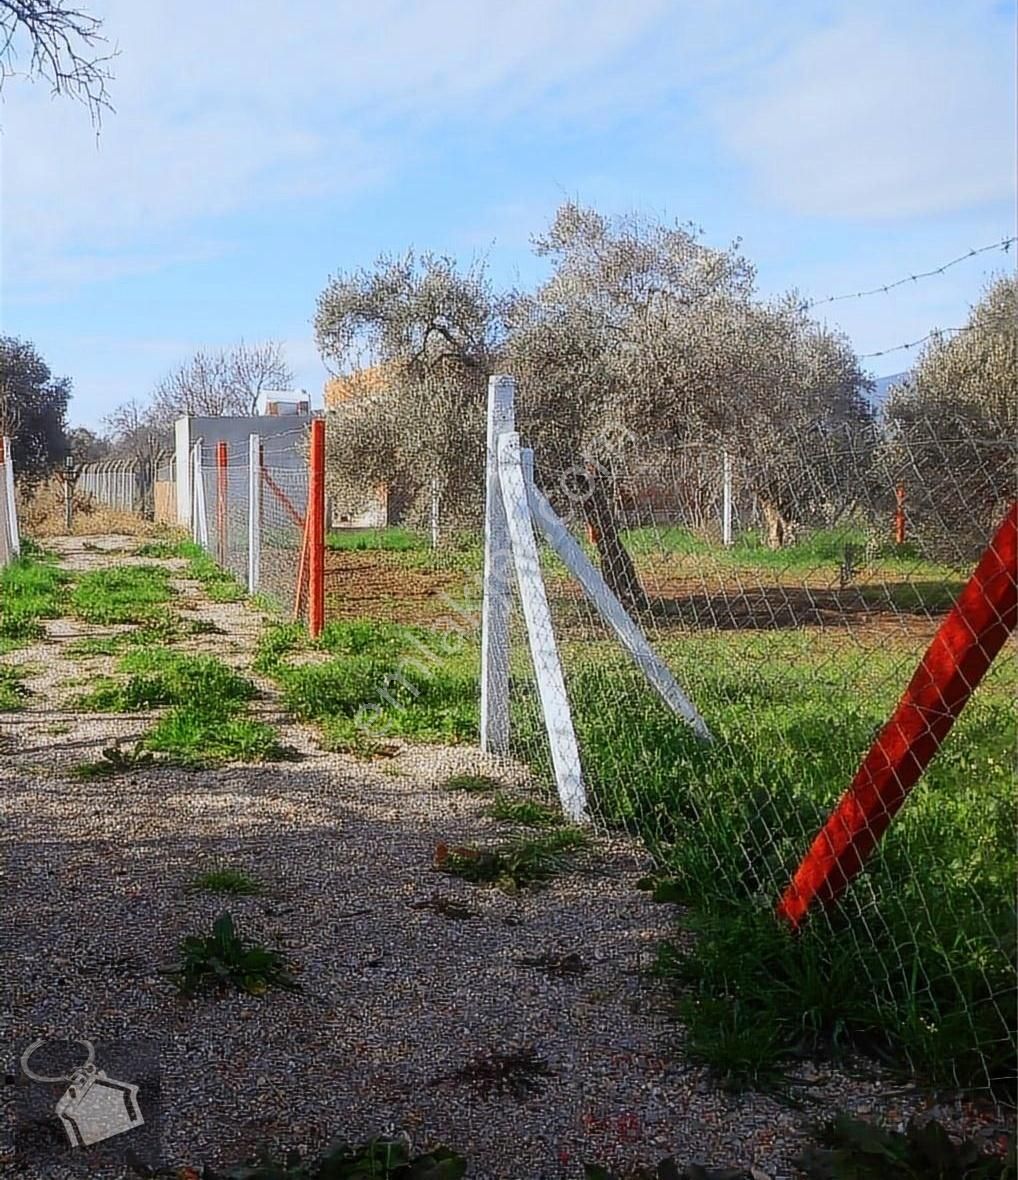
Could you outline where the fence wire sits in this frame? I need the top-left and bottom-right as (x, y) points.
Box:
(507, 428), (1016, 1099)
(260, 464), (308, 614)
(195, 439), (309, 615)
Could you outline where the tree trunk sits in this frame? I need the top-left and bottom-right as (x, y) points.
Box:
(760, 498), (794, 549)
(582, 464), (647, 612)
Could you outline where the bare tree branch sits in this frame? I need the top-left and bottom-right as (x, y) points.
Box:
(0, 0), (116, 127)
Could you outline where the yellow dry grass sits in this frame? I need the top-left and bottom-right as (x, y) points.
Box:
(17, 479), (172, 538)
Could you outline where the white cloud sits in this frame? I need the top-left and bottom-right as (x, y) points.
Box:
(713, 5), (1015, 218)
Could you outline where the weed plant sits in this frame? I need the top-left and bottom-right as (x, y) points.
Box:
(162, 911), (296, 996)
(191, 864), (265, 895)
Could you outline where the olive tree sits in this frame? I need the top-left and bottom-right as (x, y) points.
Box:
(314, 251), (504, 533)
(882, 275), (1017, 567)
(508, 203), (875, 572)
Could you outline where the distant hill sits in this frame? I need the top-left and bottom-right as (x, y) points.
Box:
(868, 370), (911, 410)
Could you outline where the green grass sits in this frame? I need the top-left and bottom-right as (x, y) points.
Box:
(326, 526), (425, 552)
(487, 795), (563, 826)
(70, 564), (174, 624)
(534, 634), (1017, 1094)
(76, 649), (256, 712)
(0, 664), (31, 710)
(142, 707), (291, 766)
(133, 538), (192, 559)
(191, 864), (265, 895)
(256, 619), (479, 747)
(0, 551), (71, 646)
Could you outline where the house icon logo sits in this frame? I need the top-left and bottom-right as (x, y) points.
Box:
(21, 1037), (145, 1148)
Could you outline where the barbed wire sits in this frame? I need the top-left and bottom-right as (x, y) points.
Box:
(859, 326), (972, 360)
(801, 237), (1016, 312)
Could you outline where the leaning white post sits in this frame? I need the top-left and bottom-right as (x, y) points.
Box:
(248, 434), (261, 594)
(480, 374), (515, 754)
(524, 450), (712, 742)
(722, 449), (733, 547)
(2, 438), (20, 556)
(499, 432), (587, 824)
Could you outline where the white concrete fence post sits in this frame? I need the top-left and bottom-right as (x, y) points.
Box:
(248, 434), (261, 594)
(480, 374), (515, 754)
(722, 448), (733, 547)
(191, 442), (208, 549)
(3, 437), (20, 557)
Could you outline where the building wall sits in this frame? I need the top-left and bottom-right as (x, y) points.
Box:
(174, 415), (311, 527)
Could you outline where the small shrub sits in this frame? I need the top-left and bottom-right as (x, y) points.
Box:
(161, 911), (297, 996)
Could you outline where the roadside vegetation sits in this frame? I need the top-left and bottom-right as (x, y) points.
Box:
(254, 606), (1016, 1094)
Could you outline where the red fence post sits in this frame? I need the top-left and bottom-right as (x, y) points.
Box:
(216, 441), (228, 566)
(894, 483), (906, 546)
(777, 501), (1018, 930)
(308, 418), (325, 639)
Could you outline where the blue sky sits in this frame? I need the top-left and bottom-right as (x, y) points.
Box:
(1, 0), (1014, 429)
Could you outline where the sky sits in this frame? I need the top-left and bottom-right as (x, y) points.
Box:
(0, 0), (1014, 430)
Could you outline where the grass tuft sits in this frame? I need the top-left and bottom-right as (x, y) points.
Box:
(71, 564), (173, 624)
(487, 795), (563, 826)
(191, 864), (265, 896)
(0, 665), (31, 710)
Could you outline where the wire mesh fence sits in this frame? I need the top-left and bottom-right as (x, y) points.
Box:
(260, 463), (309, 613)
(183, 390), (1015, 1102)
(191, 432), (311, 616)
(496, 423), (1017, 1098)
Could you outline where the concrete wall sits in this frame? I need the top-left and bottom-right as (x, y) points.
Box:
(174, 415), (310, 527)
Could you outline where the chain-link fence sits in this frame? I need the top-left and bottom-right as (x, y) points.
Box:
(192, 429), (311, 616)
(491, 406), (1016, 1100)
(187, 384), (1015, 1102)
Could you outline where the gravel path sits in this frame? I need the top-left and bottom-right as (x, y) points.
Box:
(0, 536), (951, 1179)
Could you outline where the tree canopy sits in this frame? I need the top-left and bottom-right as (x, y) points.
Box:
(315, 203), (879, 602)
(882, 274), (1017, 566)
(0, 335), (71, 486)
